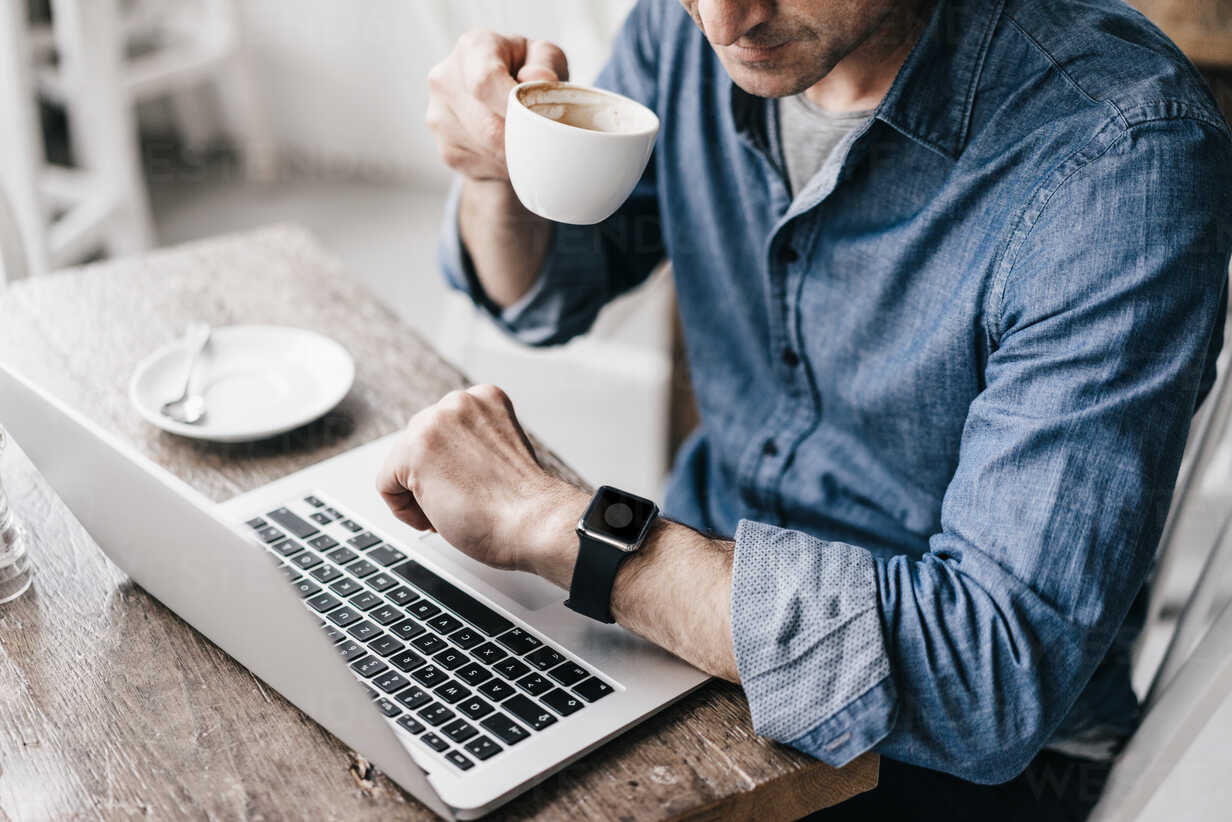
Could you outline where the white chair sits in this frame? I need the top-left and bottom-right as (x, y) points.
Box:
(1090, 508), (1232, 821)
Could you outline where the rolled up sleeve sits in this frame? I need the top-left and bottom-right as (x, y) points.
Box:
(732, 520), (895, 764)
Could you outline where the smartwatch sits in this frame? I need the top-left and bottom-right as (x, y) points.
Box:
(565, 485), (659, 623)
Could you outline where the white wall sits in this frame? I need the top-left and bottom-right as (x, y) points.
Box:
(235, 0), (635, 188)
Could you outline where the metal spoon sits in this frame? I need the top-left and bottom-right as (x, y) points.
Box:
(160, 323), (211, 424)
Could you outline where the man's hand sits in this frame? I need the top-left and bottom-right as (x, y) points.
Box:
(376, 384), (587, 576)
(427, 31), (569, 182)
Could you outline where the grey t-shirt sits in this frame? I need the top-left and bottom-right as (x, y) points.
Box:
(776, 93), (874, 197)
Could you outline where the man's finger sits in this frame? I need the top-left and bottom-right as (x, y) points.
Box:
(376, 453), (434, 531)
(517, 39), (569, 83)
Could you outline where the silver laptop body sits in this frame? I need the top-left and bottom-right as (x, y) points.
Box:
(0, 363), (709, 819)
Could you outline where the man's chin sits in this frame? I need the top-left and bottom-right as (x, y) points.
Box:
(719, 57), (817, 99)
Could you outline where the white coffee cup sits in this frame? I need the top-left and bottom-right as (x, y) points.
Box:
(504, 81), (659, 226)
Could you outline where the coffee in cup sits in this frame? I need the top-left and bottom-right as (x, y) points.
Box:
(504, 81), (659, 225)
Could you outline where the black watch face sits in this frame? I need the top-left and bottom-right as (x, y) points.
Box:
(582, 486), (658, 546)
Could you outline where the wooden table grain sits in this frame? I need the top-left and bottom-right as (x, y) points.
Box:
(0, 226), (876, 821)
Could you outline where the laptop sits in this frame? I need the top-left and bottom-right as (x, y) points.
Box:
(0, 362), (709, 819)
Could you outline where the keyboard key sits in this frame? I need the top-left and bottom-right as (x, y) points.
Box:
(516, 673), (553, 696)
(291, 551), (322, 570)
(411, 634), (447, 655)
(411, 665), (449, 688)
(349, 560), (378, 578)
(456, 663), (492, 687)
(329, 578), (363, 597)
(375, 697), (401, 718)
(420, 732), (449, 752)
(541, 688), (584, 716)
(548, 662), (588, 687)
(349, 591), (382, 611)
(390, 649), (426, 673)
(246, 517), (267, 529)
(493, 658), (531, 680)
(477, 679), (515, 702)
(525, 647), (565, 671)
(278, 564), (301, 581)
(444, 750), (474, 770)
(310, 512), (332, 525)
(396, 685), (432, 710)
(417, 702), (455, 726)
(368, 572), (398, 592)
(368, 635), (405, 657)
(473, 643), (508, 665)
(351, 655), (388, 678)
(427, 613), (464, 635)
(368, 545), (408, 567)
(348, 620), (381, 642)
(393, 559), (514, 636)
(503, 694), (557, 731)
(389, 619), (426, 641)
(496, 628), (543, 656)
(324, 626), (346, 643)
(293, 579), (320, 598)
(336, 640), (366, 662)
(369, 605), (402, 626)
(374, 671), (410, 694)
(256, 526), (284, 543)
(387, 586), (419, 607)
(308, 534), (339, 551)
(434, 680), (471, 704)
(267, 507), (319, 539)
(433, 648), (468, 670)
(480, 713), (530, 746)
(307, 592), (342, 613)
(271, 540), (302, 557)
(407, 600), (441, 621)
(458, 696), (494, 720)
(326, 547), (358, 566)
(326, 607), (362, 627)
(310, 564), (343, 583)
(348, 532), (382, 550)
(449, 628), (483, 649)
(304, 495), (325, 507)
(396, 715), (425, 735)
(442, 718), (478, 743)
(339, 519), (364, 533)
(325, 507), (344, 520)
(464, 736), (502, 761)
(573, 676), (614, 703)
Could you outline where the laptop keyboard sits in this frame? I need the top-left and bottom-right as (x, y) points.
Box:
(245, 493), (615, 773)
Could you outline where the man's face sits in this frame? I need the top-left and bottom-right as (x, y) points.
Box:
(679, 0), (904, 98)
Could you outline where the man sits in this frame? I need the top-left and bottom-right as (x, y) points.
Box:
(378, 0), (1232, 817)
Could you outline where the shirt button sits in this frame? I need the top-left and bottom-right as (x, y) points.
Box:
(762, 439), (779, 456)
(781, 348), (800, 367)
(779, 245), (799, 265)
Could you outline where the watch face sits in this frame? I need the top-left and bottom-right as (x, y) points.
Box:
(582, 486), (658, 548)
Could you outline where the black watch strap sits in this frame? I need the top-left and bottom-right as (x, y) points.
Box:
(565, 533), (629, 624)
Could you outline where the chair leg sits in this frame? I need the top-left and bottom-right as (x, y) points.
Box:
(208, 0), (277, 182)
(50, 0), (156, 257)
(0, 0), (48, 279)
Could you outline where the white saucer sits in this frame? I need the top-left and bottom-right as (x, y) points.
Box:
(130, 325), (355, 443)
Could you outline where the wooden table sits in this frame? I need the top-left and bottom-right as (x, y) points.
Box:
(0, 226), (877, 821)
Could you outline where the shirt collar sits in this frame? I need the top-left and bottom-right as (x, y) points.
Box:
(729, 0), (1006, 161)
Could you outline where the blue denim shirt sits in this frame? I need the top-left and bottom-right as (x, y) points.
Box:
(440, 0), (1232, 783)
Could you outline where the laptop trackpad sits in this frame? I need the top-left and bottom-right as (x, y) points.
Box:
(414, 533), (561, 612)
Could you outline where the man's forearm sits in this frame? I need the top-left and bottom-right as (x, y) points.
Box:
(458, 179), (554, 308)
(527, 485), (740, 682)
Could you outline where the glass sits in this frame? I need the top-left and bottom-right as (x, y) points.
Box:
(0, 426), (33, 603)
